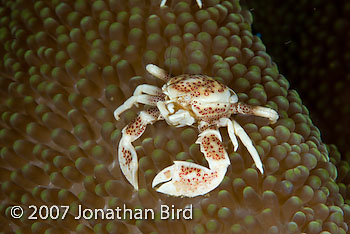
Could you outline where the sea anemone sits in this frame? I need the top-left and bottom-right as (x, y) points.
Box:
(0, 0), (348, 233)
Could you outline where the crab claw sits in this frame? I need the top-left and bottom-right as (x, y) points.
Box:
(153, 129), (230, 197)
(196, 129), (231, 168)
(117, 108), (160, 190)
(152, 161), (227, 197)
(118, 138), (138, 190)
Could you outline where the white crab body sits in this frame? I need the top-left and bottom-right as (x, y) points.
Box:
(113, 64), (279, 197)
(158, 75), (240, 129)
(165, 76), (236, 115)
(163, 75), (231, 104)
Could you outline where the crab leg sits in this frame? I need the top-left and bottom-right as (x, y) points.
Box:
(196, 0), (203, 8)
(131, 84), (163, 108)
(133, 84), (162, 96)
(160, 0), (167, 7)
(160, 0), (203, 8)
(114, 94), (164, 120)
(231, 102), (279, 124)
(118, 108), (160, 190)
(146, 64), (171, 82)
(232, 120), (264, 174)
(152, 129), (230, 197)
(217, 118), (239, 151)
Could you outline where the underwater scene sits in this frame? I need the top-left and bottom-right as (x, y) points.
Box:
(0, 0), (349, 233)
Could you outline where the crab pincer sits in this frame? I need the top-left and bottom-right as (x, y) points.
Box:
(152, 129), (230, 197)
(117, 108), (161, 190)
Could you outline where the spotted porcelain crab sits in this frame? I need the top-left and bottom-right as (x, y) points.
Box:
(114, 64), (278, 197)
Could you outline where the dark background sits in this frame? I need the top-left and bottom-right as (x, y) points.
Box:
(241, 0), (350, 160)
